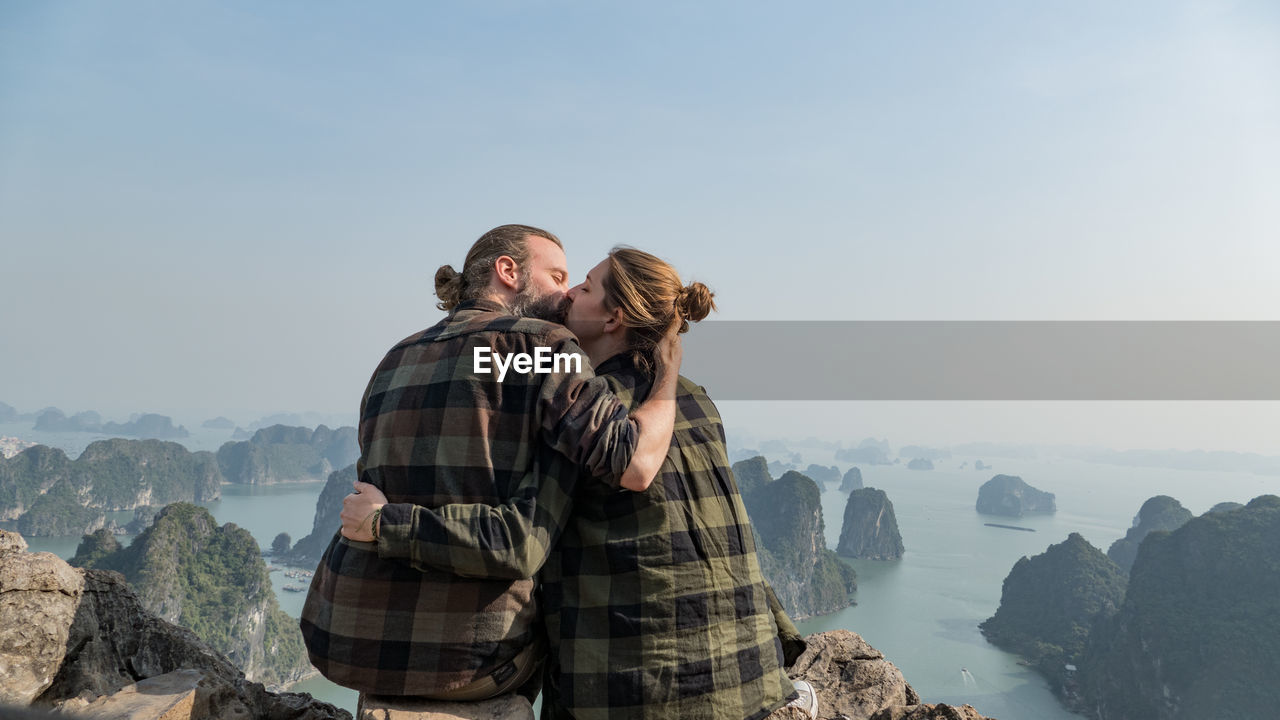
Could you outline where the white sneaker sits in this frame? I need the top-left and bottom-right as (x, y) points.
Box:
(785, 678), (819, 719)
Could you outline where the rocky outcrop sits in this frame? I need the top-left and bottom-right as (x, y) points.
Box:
(0, 529), (349, 719)
(32, 410), (188, 439)
(735, 461), (857, 619)
(906, 458), (933, 471)
(980, 533), (1126, 699)
(201, 416), (236, 430)
(838, 488), (904, 560)
(2, 534), (993, 720)
(72, 503), (311, 687)
(870, 705), (993, 720)
(102, 413), (189, 439)
(285, 464), (357, 568)
(0, 532), (82, 706)
(0, 437), (36, 460)
(783, 630), (918, 719)
(217, 424), (358, 484)
(768, 459), (798, 477)
(733, 456), (773, 497)
(1079, 495), (1280, 720)
(975, 475), (1055, 518)
(123, 504), (163, 534)
(1105, 495), (1193, 573)
(836, 439), (893, 466)
(33, 409), (103, 433)
(0, 445), (73, 523)
(841, 466), (864, 492)
(0, 440), (221, 537)
(803, 464), (842, 488)
(1207, 501), (1244, 514)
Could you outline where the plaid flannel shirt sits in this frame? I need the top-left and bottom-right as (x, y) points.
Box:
(399, 353), (801, 720)
(298, 298), (637, 696)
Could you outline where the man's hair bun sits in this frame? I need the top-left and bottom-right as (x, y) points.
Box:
(434, 264), (463, 311)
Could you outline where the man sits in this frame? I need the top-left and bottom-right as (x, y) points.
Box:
(300, 224), (680, 702)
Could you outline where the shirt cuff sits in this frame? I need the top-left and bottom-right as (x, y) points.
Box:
(375, 502), (416, 562)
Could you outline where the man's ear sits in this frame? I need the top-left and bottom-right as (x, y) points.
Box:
(493, 255), (520, 291)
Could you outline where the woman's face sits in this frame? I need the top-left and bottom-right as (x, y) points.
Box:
(564, 259), (614, 344)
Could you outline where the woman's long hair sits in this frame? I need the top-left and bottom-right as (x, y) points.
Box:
(600, 247), (716, 374)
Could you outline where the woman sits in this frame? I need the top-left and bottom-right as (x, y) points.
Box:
(538, 247), (812, 720)
(351, 247), (814, 719)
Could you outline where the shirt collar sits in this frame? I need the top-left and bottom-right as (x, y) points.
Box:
(594, 351), (639, 377)
(453, 297), (508, 315)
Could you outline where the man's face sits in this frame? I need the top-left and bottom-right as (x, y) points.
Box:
(564, 259), (612, 342)
(509, 235), (571, 322)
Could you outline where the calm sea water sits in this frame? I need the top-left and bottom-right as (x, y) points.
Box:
(19, 438), (1278, 719)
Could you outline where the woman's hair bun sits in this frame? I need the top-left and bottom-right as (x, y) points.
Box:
(676, 282), (716, 325)
(434, 264), (463, 311)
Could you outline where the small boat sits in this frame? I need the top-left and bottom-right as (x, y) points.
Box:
(282, 584), (306, 592)
(983, 523), (1036, 532)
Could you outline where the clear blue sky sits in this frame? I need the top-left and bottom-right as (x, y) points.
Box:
(2, 1), (1278, 450)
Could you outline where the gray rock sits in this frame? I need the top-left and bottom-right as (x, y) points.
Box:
(0, 530), (348, 719)
(870, 704), (996, 720)
(1106, 495), (1193, 573)
(286, 464), (357, 568)
(975, 475), (1055, 518)
(838, 488), (904, 560)
(840, 467), (864, 492)
(0, 531), (83, 706)
(785, 630), (919, 720)
(804, 464), (842, 488)
(740, 469), (857, 619)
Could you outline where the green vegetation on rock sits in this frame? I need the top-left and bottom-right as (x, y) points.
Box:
(284, 464), (356, 568)
(1106, 495), (1193, 573)
(0, 445), (74, 523)
(1079, 496), (1280, 720)
(71, 503), (310, 687)
(840, 466), (863, 492)
(734, 460), (856, 619)
(837, 487), (904, 560)
(981, 533), (1126, 698)
(70, 527), (122, 569)
(0, 440), (221, 536)
(18, 479), (104, 536)
(975, 474), (1056, 517)
(216, 424), (357, 484)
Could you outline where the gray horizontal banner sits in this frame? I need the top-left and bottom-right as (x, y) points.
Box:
(676, 321), (1280, 400)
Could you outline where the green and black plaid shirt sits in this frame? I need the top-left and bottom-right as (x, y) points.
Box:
(401, 353), (801, 720)
(299, 298), (638, 696)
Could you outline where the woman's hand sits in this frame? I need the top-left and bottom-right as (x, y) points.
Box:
(654, 317), (683, 374)
(340, 481), (387, 542)
(620, 317), (684, 492)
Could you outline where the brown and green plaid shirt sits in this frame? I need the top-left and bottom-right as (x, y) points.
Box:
(299, 298), (637, 696)
(400, 353), (801, 720)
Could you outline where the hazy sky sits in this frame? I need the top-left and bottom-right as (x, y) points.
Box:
(3, 2), (1278, 451)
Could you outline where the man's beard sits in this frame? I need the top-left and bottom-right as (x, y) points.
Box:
(509, 281), (570, 324)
